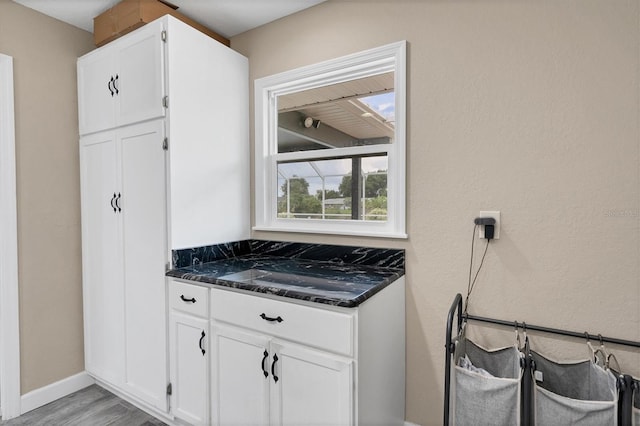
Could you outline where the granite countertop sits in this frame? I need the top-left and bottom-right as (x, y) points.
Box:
(166, 240), (405, 308)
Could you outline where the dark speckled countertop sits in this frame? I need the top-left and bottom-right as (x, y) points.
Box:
(166, 240), (405, 308)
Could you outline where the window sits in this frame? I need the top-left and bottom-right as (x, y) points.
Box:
(254, 41), (407, 238)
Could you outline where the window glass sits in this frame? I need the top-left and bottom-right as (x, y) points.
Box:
(276, 155), (387, 221)
(277, 73), (395, 154)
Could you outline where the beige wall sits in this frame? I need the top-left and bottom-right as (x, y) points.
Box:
(0, 0), (93, 394)
(231, 1), (640, 424)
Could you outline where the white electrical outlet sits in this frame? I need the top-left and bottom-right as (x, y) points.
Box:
(478, 211), (501, 239)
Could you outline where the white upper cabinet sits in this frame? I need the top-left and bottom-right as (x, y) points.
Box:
(163, 18), (250, 249)
(77, 49), (117, 135)
(78, 20), (166, 136)
(116, 25), (165, 127)
(78, 15), (249, 251)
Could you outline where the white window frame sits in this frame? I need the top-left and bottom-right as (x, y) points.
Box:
(254, 41), (407, 239)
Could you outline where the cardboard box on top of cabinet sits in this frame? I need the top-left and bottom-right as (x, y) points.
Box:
(93, 0), (230, 47)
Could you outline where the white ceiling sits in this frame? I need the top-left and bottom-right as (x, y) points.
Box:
(11, 0), (326, 38)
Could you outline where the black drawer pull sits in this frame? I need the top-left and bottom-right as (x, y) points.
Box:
(271, 354), (279, 383)
(199, 330), (206, 356)
(260, 313), (283, 323)
(180, 295), (196, 303)
(261, 350), (269, 378)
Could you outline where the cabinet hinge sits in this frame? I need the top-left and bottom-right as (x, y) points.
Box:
(161, 30), (167, 43)
(162, 138), (168, 151)
(166, 382), (172, 396)
(165, 262), (170, 271)
(162, 96), (169, 108)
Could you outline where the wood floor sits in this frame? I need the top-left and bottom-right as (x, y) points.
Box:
(0, 385), (166, 426)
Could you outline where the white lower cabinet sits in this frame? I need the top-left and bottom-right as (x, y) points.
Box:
(169, 277), (405, 426)
(210, 324), (353, 426)
(169, 281), (210, 425)
(270, 340), (353, 426)
(210, 325), (270, 425)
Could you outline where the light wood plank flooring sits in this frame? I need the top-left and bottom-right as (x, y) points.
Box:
(0, 385), (166, 426)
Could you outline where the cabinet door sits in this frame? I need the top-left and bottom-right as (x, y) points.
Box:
(211, 324), (270, 426)
(79, 131), (124, 385)
(270, 341), (354, 426)
(77, 49), (117, 135)
(117, 20), (166, 128)
(119, 120), (169, 411)
(165, 17), (249, 249)
(169, 311), (209, 425)
(78, 19), (165, 136)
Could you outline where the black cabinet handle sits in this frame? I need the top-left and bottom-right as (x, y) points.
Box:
(261, 350), (269, 378)
(110, 193), (116, 212)
(108, 77), (114, 96)
(260, 313), (283, 323)
(199, 330), (206, 356)
(114, 74), (119, 95)
(271, 354), (279, 383)
(180, 295), (196, 303)
(115, 193), (121, 212)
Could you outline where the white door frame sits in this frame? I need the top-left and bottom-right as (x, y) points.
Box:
(0, 53), (22, 420)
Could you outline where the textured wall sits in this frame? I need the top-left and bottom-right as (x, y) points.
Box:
(0, 0), (93, 394)
(231, 1), (640, 424)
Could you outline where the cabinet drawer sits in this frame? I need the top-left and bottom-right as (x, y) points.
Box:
(210, 288), (354, 356)
(169, 280), (209, 318)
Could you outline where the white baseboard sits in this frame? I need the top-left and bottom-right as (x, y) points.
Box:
(405, 422), (421, 426)
(20, 371), (94, 415)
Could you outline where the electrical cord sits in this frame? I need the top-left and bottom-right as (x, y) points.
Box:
(464, 225), (490, 314)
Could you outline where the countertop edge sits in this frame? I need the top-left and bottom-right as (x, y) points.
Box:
(166, 264), (403, 308)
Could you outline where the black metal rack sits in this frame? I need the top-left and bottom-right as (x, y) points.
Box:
(444, 293), (639, 426)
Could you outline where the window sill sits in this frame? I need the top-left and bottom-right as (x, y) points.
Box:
(252, 225), (408, 240)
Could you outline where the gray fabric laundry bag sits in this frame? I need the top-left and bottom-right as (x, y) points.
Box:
(633, 377), (640, 426)
(453, 336), (522, 426)
(531, 351), (617, 426)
